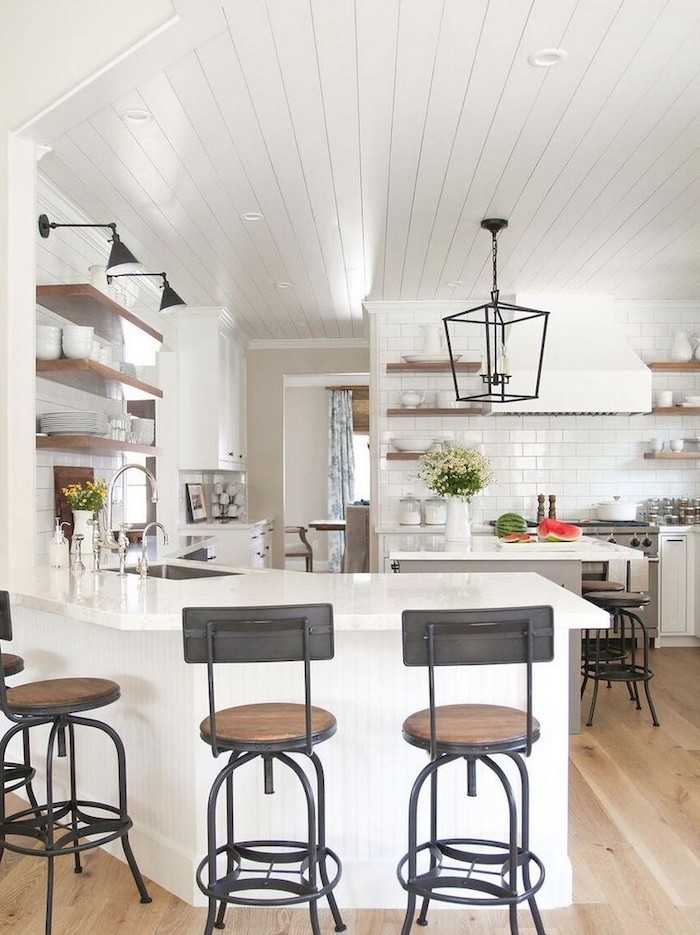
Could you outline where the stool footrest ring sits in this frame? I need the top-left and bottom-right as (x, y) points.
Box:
(0, 799), (132, 858)
(196, 839), (343, 908)
(582, 663), (654, 682)
(397, 837), (545, 908)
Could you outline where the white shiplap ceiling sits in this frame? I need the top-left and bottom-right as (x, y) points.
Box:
(36, 0), (700, 343)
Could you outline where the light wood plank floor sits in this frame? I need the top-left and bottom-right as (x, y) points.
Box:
(1, 647), (699, 933)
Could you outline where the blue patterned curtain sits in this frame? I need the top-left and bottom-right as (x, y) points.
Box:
(328, 389), (355, 572)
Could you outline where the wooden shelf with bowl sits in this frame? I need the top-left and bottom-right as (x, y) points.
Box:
(386, 362), (480, 373)
(386, 451), (429, 461)
(387, 407), (485, 417)
(36, 284), (163, 345)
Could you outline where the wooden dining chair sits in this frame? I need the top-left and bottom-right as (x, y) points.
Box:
(284, 525), (314, 572)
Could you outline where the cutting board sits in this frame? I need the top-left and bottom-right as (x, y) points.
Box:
(53, 466), (95, 541)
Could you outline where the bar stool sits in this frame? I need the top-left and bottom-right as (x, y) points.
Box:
(581, 590), (659, 727)
(396, 605), (554, 935)
(182, 603), (345, 935)
(580, 580), (626, 675)
(2, 650), (35, 797)
(0, 591), (151, 935)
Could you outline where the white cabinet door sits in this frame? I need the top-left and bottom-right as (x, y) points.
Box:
(250, 521), (273, 568)
(659, 533), (689, 635)
(208, 529), (254, 567)
(178, 309), (246, 470)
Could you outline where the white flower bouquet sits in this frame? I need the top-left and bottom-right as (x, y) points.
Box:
(416, 445), (495, 502)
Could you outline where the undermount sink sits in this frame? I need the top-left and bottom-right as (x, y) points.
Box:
(106, 564), (241, 580)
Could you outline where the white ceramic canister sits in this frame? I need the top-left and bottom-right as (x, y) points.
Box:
(399, 497), (422, 525)
(424, 498), (447, 525)
(670, 331), (693, 362)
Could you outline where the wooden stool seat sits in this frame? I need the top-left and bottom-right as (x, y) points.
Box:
(581, 580), (624, 593)
(200, 702), (337, 749)
(2, 653), (24, 677)
(6, 677), (120, 716)
(403, 704), (540, 752)
(585, 591), (650, 609)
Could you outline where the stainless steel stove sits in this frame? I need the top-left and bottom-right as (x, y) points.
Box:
(576, 521), (659, 640)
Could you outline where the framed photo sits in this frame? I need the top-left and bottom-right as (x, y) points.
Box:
(186, 483), (208, 523)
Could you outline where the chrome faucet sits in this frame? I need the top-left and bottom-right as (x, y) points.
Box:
(136, 522), (169, 578)
(98, 463), (159, 575)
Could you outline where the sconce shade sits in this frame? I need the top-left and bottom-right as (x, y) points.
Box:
(106, 234), (141, 275)
(443, 218), (549, 403)
(159, 277), (186, 312)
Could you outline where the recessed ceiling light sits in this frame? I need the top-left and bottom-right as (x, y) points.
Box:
(275, 281), (293, 289)
(121, 108), (153, 124)
(242, 212), (264, 222)
(527, 48), (567, 68)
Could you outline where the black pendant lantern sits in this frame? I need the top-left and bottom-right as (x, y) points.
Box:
(443, 219), (549, 403)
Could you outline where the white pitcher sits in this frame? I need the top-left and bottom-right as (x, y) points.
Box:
(420, 324), (445, 355)
(670, 331), (693, 362)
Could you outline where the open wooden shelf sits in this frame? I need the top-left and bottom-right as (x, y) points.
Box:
(386, 451), (428, 460)
(36, 358), (163, 399)
(643, 451), (700, 459)
(387, 407), (485, 417)
(648, 361), (700, 371)
(386, 361), (480, 373)
(36, 284), (163, 345)
(36, 435), (161, 456)
(652, 406), (700, 415)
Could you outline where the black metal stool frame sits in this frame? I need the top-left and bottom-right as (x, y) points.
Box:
(182, 603), (346, 935)
(1, 653), (36, 800)
(397, 606), (554, 935)
(581, 596), (659, 727)
(0, 591), (151, 935)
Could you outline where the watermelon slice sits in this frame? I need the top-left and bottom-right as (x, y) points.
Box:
(537, 519), (582, 542)
(500, 532), (533, 543)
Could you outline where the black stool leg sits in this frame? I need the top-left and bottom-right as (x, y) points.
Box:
(416, 766), (439, 927)
(64, 722), (82, 875)
(79, 716), (152, 903)
(510, 753), (546, 935)
(310, 752), (346, 932)
(629, 610), (660, 726)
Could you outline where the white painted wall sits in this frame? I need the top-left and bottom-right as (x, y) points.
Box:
(284, 385), (330, 566)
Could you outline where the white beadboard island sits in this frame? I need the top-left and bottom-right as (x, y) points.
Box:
(2, 561), (607, 911)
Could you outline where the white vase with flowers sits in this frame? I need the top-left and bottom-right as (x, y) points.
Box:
(416, 445), (495, 545)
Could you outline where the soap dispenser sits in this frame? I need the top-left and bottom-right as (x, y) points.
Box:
(49, 517), (70, 568)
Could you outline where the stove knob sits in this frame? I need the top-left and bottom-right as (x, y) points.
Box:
(642, 536), (653, 549)
(630, 535), (640, 548)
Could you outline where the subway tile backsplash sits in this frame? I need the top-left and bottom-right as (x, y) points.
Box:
(374, 299), (700, 526)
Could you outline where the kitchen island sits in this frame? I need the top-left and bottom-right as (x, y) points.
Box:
(1, 561), (607, 911)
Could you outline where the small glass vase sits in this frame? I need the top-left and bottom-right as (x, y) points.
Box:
(444, 497), (471, 544)
(71, 509), (95, 554)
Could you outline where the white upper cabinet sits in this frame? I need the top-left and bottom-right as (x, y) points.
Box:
(177, 308), (246, 470)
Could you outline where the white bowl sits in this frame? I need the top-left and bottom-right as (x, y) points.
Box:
(36, 345), (62, 361)
(62, 342), (93, 360)
(391, 437), (434, 452)
(62, 325), (94, 337)
(683, 397), (700, 405)
(37, 325), (61, 339)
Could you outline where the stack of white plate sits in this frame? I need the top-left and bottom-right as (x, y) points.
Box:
(40, 411), (110, 436)
(131, 417), (155, 445)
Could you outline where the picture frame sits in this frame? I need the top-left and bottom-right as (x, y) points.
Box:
(186, 483), (207, 523)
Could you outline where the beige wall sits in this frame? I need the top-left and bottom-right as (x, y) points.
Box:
(247, 345), (369, 567)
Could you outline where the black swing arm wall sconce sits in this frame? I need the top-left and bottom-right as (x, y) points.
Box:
(38, 213), (140, 275)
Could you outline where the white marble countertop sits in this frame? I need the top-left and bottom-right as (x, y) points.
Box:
(179, 517), (272, 533)
(390, 535), (646, 562)
(1, 562), (608, 634)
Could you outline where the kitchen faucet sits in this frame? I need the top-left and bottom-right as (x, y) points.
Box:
(136, 522), (169, 578)
(99, 463), (159, 576)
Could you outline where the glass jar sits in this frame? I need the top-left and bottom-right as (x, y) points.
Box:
(399, 497), (422, 526)
(424, 498), (447, 525)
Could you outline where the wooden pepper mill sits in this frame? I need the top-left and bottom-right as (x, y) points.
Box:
(548, 494), (557, 519)
(537, 494), (545, 523)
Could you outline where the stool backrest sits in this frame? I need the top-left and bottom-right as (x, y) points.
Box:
(182, 603), (334, 756)
(402, 605), (554, 757)
(0, 590), (14, 718)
